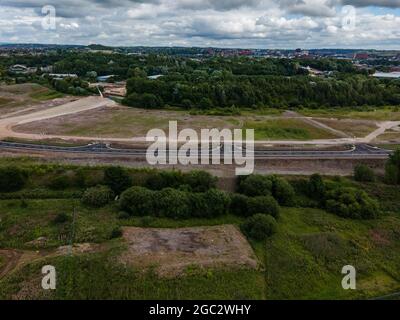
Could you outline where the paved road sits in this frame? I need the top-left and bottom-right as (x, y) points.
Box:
(0, 141), (392, 159)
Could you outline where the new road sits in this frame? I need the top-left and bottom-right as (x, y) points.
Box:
(0, 141), (393, 159)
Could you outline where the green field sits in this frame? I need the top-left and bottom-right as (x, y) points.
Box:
(245, 118), (338, 140)
(299, 107), (400, 121)
(0, 160), (399, 300)
(29, 88), (64, 101)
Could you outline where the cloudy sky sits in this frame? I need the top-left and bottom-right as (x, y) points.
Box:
(0, 0), (399, 48)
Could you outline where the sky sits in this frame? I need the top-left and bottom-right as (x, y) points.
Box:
(0, 0), (399, 49)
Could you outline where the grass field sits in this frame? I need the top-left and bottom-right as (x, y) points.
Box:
(15, 106), (340, 141)
(0, 195), (399, 299)
(29, 88), (64, 101)
(299, 107), (400, 121)
(315, 119), (378, 138)
(244, 118), (338, 140)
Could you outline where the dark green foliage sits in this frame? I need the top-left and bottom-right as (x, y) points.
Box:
(325, 187), (380, 219)
(110, 227), (123, 239)
(156, 188), (191, 219)
(145, 171), (184, 190)
(385, 149), (400, 185)
(0, 166), (28, 192)
(239, 174), (273, 197)
(247, 196), (280, 219)
(184, 170), (217, 192)
(270, 176), (296, 206)
(354, 164), (376, 182)
(230, 193), (250, 217)
(48, 175), (72, 190)
(119, 186), (154, 216)
(201, 189), (231, 217)
(103, 166), (132, 194)
(81, 186), (114, 208)
(241, 214), (278, 241)
(308, 174), (326, 200)
(53, 213), (71, 224)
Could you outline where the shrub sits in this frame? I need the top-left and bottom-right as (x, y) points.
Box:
(104, 166), (132, 194)
(239, 175), (272, 197)
(308, 174), (326, 200)
(184, 171), (217, 192)
(354, 164), (376, 182)
(81, 186), (114, 208)
(385, 149), (400, 185)
(0, 166), (28, 192)
(189, 192), (208, 218)
(271, 176), (296, 206)
(247, 196), (280, 219)
(53, 213), (71, 224)
(241, 214), (278, 241)
(48, 175), (72, 190)
(325, 187), (380, 219)
(202, 189), (231, 217)
(230, 194), (250, 217)
(119, 186), (154, 216)
(145, 171), (184, 190)
(156, 188), (191, 219)
(110, 227), (123, 239)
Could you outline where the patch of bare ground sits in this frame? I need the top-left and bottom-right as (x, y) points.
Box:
(119, 225), (259, 277)
(315, 118), (379, 138)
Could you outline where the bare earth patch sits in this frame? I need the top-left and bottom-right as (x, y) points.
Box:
(120, 225), (259, 277)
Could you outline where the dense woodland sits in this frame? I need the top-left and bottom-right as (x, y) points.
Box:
(1, 51), (400, 109)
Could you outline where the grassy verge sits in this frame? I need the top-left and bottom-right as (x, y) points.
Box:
(244, 118), (338, 140)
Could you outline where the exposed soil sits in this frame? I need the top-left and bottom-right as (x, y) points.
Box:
(119, 225), (259, 277)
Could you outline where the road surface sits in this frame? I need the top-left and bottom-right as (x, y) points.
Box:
(0, 141), (392, 159)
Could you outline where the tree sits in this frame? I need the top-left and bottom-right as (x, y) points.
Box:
(247, 196), (280, 219)
(241, 214), (278, 241)
(239, 174), (273, 197)
(230, 194), (250, 217)
(81, 186), (114, 208)
(0, 166), (28, 192)
(202, 189), (231, 217)
(103, 166), (132, 194)
(308, 174), (326, 200)
(354, 164), (376, 182)
(271, 176), (296, 206)
(184, 170), (217, 192)
(119, 186), (154, 216)
(156, 188), (191, 219)
(385, 149), (400, 185)
(325, 187), (380, 219)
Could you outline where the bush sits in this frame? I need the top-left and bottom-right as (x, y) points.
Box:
(354, 164), (376, 182)
(271, 176), (296, 206)
(189, 192), (208, 218)
(119, 186), (154, 216)
(239, 175), (272, 197)
(145, 171), (184, 190)
(385, 149), (400, 185)
(241, 214), (278, 241)
(201, 189), (230, 217)
(0, 166), (28, 192)
(110, 227), (123, 239)
(230, 193), (249, 216)
(156, 188), (191, 219)
(53, 213), (71, 224)
(104, 166), (132, 194)
(184, 171), (217, 192)
(325, 187), (380, 219)
(48, 175), (72, 190)
(247, 196), (280, 219)
(81, 186), (114, 208)
(308, 174), (326, 200)
(385, 163), (399, 185)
